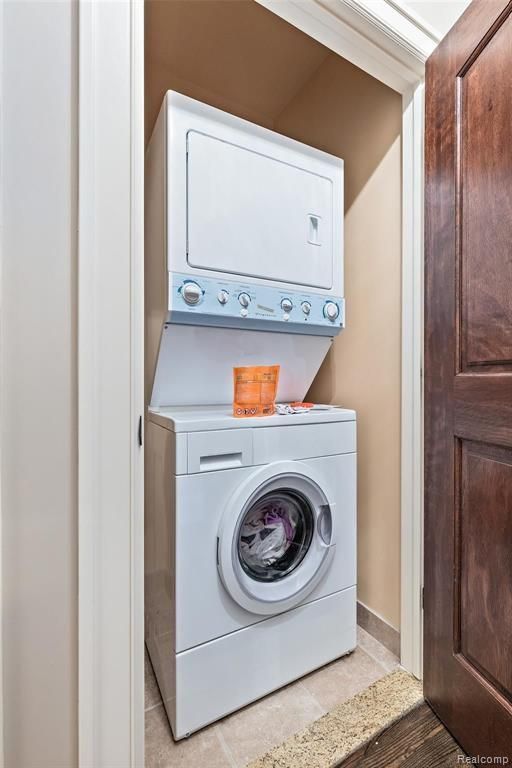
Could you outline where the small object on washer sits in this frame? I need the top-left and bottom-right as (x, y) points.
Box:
(233, 365), (280, 417)
(276, 403), (313, 415)
(289, 401), (314, 409)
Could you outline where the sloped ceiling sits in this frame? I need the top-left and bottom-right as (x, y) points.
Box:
(145, 0), (330, 140)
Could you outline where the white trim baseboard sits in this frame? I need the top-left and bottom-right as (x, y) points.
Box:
(357, 602), (400, 657)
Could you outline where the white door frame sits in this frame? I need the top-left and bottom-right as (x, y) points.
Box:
(78, 1), (144, 766)
(78, 1), (432, 765)
(0, 0), (4, 757)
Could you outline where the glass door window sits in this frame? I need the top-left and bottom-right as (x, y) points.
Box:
(238, 490), (314, 582)
(217, 463), (336, 616)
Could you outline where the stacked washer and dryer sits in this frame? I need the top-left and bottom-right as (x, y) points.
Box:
(145, 91), (357, 739)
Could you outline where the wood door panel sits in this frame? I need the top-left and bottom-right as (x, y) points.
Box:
(425, 0), (512, 758)
(455, 375), (512, 446)
(459, 13), (512, 369)
(458, 441), (512, 701)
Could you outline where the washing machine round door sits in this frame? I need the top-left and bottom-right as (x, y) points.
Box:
(217, 461), (336, 615)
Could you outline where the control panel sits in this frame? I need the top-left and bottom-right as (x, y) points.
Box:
(168, 273), (345, 336)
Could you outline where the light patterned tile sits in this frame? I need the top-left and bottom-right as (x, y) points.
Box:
(217, 680), (325, 768)
(300, 647), (386, 711)
(144, 635), (396, 768)
(357, 626), (401, 673)
(145, 705), (233, 768)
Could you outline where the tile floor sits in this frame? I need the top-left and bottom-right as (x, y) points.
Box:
(145, 627), (400, 768)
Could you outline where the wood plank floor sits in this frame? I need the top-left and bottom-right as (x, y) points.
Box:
(337, 702), (465, 768)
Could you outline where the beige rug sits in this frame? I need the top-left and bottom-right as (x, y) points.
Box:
(247, 669), (423, 768)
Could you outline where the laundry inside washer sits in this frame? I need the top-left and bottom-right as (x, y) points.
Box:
(238, 490), (313, 578)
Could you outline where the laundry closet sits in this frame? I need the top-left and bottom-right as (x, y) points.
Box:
(144, 0), (402, 753)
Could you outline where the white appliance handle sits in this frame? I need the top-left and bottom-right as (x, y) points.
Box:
(318, 503), (336, 548)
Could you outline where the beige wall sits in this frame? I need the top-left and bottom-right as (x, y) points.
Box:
(275, 55), (402, 629)
(1, 2), (78, 766)
(145, 0), (329, 140)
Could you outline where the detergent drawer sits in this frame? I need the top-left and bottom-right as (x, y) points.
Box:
(187, 428), (254, 473)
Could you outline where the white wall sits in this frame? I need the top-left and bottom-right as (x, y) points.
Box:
(397, 0), (471, 38)
(1, 2), (78, 766)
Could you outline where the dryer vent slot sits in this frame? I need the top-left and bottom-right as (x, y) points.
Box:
(199, 452), (243, 472)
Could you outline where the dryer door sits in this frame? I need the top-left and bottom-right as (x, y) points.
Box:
(217, 461), (336, 615)
(186, 131), (335, 289)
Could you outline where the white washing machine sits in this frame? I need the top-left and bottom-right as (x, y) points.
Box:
(145, 405), (357, 739)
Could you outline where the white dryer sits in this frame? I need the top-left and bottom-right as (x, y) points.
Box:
(145, 91), (345, 408)
(145, 405), (357, 739)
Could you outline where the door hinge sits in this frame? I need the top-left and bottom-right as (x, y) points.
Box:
(138, 415), (143, 447)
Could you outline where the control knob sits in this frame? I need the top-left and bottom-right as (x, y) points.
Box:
(324, 301), (339, 321)
(217, 289), (229, 305)
(238, 292), (251, 308)
(301, 301), (311, 315)
(181, 281), (202, 305)
(281, 298), (293, 313)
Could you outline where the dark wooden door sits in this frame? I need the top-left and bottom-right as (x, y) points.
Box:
(425, 0), (512, 759)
